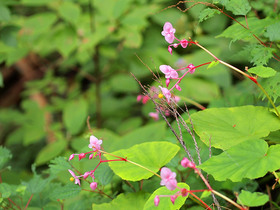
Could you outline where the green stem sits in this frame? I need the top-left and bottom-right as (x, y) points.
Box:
(212, 190), (246, 210)
(194, 41), (280, 119)
(178, 95), (206, 110)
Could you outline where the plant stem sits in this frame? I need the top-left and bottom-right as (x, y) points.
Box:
(194, 41), (280, 118)
(212, 190), (246, 210)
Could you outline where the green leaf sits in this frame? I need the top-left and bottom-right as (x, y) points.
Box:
(144, 183), (190, 210)
(207, 60), (220, 69)
(49, 157), (71, 175)
(247, 66), (276, 78)
(178, 77), (220, 103)
(63, 99), (88, 135)
(199, 8), (220, 22)
(94, 163), (114, 186)
(0, 147), (12, 169)
(21, 0), (56, 6)
(0, 5), (10, 21)
(0, 25), (20, 47)
(261, 72), (280, 102)
(225, 0), (251, 15)
(0, 183), (12, 198)
(237, 190), (269, 207)
(93, 192), (150, 210)
(50, 183), (81, 200)
(35, 140), (67, 166)
(109, 74), (139, 93)
(199, 139), (280, 181)
(105, 142), (180, 181)
(109, 122), (166, 152)
(22, 175), (51, 194)
(191, 106), (280, 150)
(58, 2), (81, 24)
(264, 22), (280, 41)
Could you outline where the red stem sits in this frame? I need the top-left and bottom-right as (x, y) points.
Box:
(24, 194), (33, 210)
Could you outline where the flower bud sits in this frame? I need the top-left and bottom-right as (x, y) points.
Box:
(78, 153), (86, 161)
(69, 154), (75, 161)
(166, 79), (170, 87)
(154, 195), (160, 206)
(168, 46), (172, 54)
(90, 182), (98, 191)
(175, 84), (181, 91)
(89, 154), (94, 160)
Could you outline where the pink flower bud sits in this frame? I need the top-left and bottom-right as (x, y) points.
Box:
(166, 78), (170, 87)
(89, 153), (94, 160)
(154, 195), (160, 206)
(181, 157), (196, 169)
(142, 95), (149, 104)
(83, 171), (90, 179)
(181, 188), (189, 197)
(78, 153), (86, 161)
(90, 182), (97, 191)
(137, 95), (143, 102)
(69, 154), (75, 161)
(175, 84), (181, 91)
(170, 195), (177, 204)
(149, 112), (159, 121)
(180, 39), (188, 48)
(187, 64), (196, 74)
(168, 46), (172, 54)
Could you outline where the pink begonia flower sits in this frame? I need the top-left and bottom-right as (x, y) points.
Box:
(187, 64), (196, 74)
(149, 112), (159, 121)
(142, 95), (149, 104)
(136, 95), (143, 102)
(160, 167), (177, 191)
(154, 195), (160, 206)
(69, 154), (75, 161)
(180, 39), (188, 48)
(159, 65), (178, 79)
(166, 78), (170, 87)
(89, 153), (94, 160)
(161, 22), (176, 43)
(90, 182), (98, 191)
(68, 169), (81, 185)
(88, 135), (103, 152)
(170, 195), (178, 204)
(175, 84), (181, 91)
(159, 86), (172, 103)
(174, 96), (180, 103)
(181, 157), (196, 169)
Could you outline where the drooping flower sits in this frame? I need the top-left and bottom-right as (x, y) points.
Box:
(170, 195), (178, 204)
(159, 65), (178, 79)
(78, 153), (86, 161)
(68, 169), (81, 185)
(88, 135), (103, 152)
(160, 167), (177, 191)
(159, 86), (172, 103)
(154, 195), (160, 206)
(161, 22), (176, 44)
(187, 64), (196, 74)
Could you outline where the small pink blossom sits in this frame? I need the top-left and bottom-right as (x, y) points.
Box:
(181, 157), (196, 169)
(187, 64), (196, 74)
(159, 86), (172, 103)
(149, 112), (159, 121)
(175, 84), (181, 91)
(161, 22), (176, 44)
(166, 78), (170, 87)
(174, 96), (180, 103)
(170, 195), (177, 204)
(69, 154), (75, 161)
(89, 153), (94, 160)
(154, 195), (160, 206)
(168, 46), (172, 54)
(68, 169), (81, 185)
(142, 95), (149, 104)
(180, 39), (188, 48)
(160, 167), (177, 191)
(159, 65), (178, 79)
(136, 95), (142, 102)
(90, 182), (98, 191)
(88, 135), (103, 152)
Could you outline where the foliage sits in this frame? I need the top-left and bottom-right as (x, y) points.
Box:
(0, 0), (280, 209)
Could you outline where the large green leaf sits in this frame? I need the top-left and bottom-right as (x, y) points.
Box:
(105, 142), (180, 181)
(0, 147), (12, 169)
(247, 66), (276, 78)
(58, 2), (80, 25)
(264, 22), (280, 42)
(237, 190), (269, 207)
(261, 72), (280, 103)
(199, 139), (280, 181)
(144, 183), (190, 210)
(63, 99), (88, 135)
(225, 0), (251, 15)
(191, 106), (280, 150)
(92, 192), (150, 210)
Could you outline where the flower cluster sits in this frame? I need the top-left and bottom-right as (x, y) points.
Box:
(154, 157), (196, 207)
(158, 22), (199, 103)
(68, 135), (103, 191)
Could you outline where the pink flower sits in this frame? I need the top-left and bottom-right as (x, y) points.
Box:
(181, 157), (196, 169)
(149, 112), (159, 121)
(88, 135), (103, 152)
(180, 39), (188, 48)
(170, 195), (178, 204)
(161, 22), (176, 44)
(68, 169), (81, 185)
(69, 154), (75, 161)
(187, 64), (196, 74)
(78, 153), (86, 161)
(159, 65), (178, 79)
(90, 182), (98, 191)
(89, 153), (94, 159)
(159, 86), (172, 103)
(154, 195), (160, 206)
(160, 167), (177, 191)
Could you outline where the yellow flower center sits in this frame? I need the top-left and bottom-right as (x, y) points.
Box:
(158, 93), (164, 99)
(70, 177), (74, 182)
